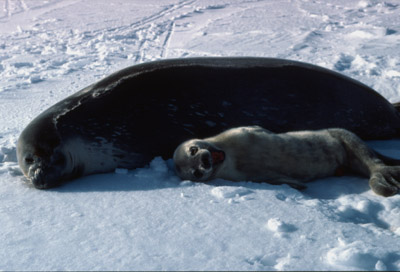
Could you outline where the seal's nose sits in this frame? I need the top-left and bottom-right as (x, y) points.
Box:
(31, 168), (47, 189)
(200, 152), (211, 170)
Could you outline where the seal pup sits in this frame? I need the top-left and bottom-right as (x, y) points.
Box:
(17, 57), (400, 189)
(173, 126), (400, 197)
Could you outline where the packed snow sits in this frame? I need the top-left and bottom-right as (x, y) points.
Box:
(1, 0), (400, 270)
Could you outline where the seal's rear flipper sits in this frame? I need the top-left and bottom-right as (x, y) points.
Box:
(369, 167), (400, 197)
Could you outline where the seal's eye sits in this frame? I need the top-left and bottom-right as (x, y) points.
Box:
(25, 157), (35, 165)
(189, 146), (198, 156)
(193, 169), (203, 179)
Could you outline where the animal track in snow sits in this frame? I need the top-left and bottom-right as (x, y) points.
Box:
(0, 0), (231, 92)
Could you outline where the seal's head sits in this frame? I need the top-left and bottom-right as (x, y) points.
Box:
(16, 115), (73, 189)
(173, 139), (225, 181)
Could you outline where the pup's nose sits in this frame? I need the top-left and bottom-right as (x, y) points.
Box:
(200, 153), (211, 169)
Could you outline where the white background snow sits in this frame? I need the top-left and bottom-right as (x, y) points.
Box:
(1, 0), (400, 270)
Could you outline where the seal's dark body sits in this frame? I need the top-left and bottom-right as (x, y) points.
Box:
(17, 58), (400, 188)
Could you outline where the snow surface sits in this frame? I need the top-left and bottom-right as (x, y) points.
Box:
(1, 0), (400, 270)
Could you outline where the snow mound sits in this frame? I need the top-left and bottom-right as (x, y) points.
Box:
(326, 238), (399, 271)
(266, 218), (297, 233)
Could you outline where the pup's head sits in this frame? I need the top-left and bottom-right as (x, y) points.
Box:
(173, 139), (225, 181)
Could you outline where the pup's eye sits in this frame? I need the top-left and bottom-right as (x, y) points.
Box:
(189, 146), (198, 156)
(193, 169), (203, 179)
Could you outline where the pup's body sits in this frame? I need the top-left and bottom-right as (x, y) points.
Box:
(173, 126), (400, 197)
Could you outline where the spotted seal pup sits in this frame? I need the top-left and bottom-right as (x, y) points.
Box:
(173, 126), (400, 197)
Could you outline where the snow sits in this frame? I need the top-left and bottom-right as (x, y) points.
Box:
(1, 0), (400, 270)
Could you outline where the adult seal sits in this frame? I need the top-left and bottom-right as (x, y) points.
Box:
(17, 57), (400, 189)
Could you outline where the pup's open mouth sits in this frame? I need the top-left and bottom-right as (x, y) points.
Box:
(211, 151), (225, 165)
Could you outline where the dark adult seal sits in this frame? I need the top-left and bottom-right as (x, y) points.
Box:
(17, 57), (400, 189)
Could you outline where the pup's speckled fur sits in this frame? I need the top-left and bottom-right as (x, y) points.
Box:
(173, 126), (400, 197)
